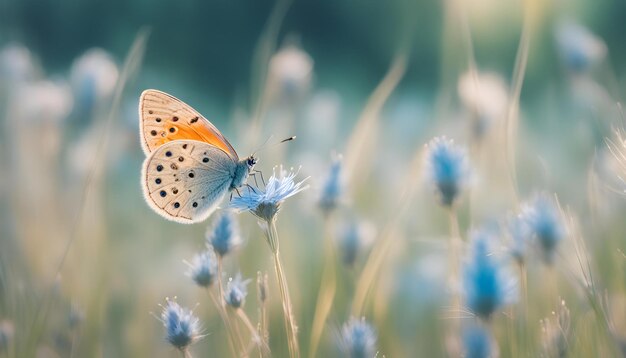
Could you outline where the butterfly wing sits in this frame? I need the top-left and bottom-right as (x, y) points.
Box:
(141, 139), (236, 224)
(139, 89), (239, 159)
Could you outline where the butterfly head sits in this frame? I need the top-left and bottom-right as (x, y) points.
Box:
(246, 156), (258, 168)
(231, 156), (258, 190)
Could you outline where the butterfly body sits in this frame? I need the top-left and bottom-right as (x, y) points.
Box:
(139, 90), (255, 224)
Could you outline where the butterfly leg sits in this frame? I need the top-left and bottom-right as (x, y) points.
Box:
(245, 183), (259, 194)
(249, 172), (260, 187)
(235, 187), (242, 197)
(254, 169), (266, 186)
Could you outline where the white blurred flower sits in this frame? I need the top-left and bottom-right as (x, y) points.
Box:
(268, 44), (313, 95)
(6, 80), (72, 202)
(457, 71), (508, 137)
(70, 48), (118, 110)
(306, 90), (340, 124)
(10, 80), (73, 124)
(304, 91), (340, 143)
(555, 21), (607, 73)
(0, 43), (39, 84)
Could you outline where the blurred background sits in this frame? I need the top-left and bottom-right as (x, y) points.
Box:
(1, 0), (626, 356)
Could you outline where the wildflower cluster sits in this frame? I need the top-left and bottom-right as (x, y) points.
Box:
(425, 137), (470, 207)
(159, 300), (203, 351)
(339, 317), (377, 358)
(231, 166), (308, 223)
(463, 230), (517, 320)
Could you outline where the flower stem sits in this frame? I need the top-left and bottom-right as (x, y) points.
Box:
(214, 258), (244, 357)
(236, 308), (271, 356)
(446, 208), (462, 357)
(267, 220), (300, 358)
(208, 290), (240, 357)
(257, 271), (269, 351)
(518, 261), (529, 356)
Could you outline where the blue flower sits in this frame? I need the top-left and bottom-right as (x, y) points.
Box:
(185, 246), (218, 288)
(555, 22), (606, 73)
(425, 137), (470, 207)
(230, 166), (308, 222)
(159, 300), (203, 351)
(225, 273), (251, 309)
(523, 194), (565, 264)
(339, 317), (377, 358)
(338, 220), (374, 267)
(319, 156), (343, 214)
(206, 212), (242, 257)
(340, 222), (361, 267)
(463, 322), (494, 358)
(463, 229), (517, 320)
(69, 305), (84, 329)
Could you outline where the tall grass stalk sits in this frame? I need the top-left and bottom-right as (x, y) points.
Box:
(344, 52), (407, 188)
(235, 308), (270, 356)
(265, 220), (300, 358)
(566, 213), (620, 354)
(351, 151), (422, 316)
(308, 216), (337, 358)
(257, 271), (269, 351)
(517, 261), (529, 356)
(504, 0), (539, 201)
(445, 208), (462, 356)
(22, 29), (149, 357)
(231, 311), (246, 357)
(208, 291), (239, 357)
(249, 0), (292, 135)
(215, 258), (244, 357)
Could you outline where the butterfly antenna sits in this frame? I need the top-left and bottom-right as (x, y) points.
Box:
(252, 135), (274, 156)
(252, 135), (296, 156)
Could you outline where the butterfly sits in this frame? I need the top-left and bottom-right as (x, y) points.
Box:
(139, 89), (257, 224)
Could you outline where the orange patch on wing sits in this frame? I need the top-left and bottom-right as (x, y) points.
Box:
(152, 124), (235, 156)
